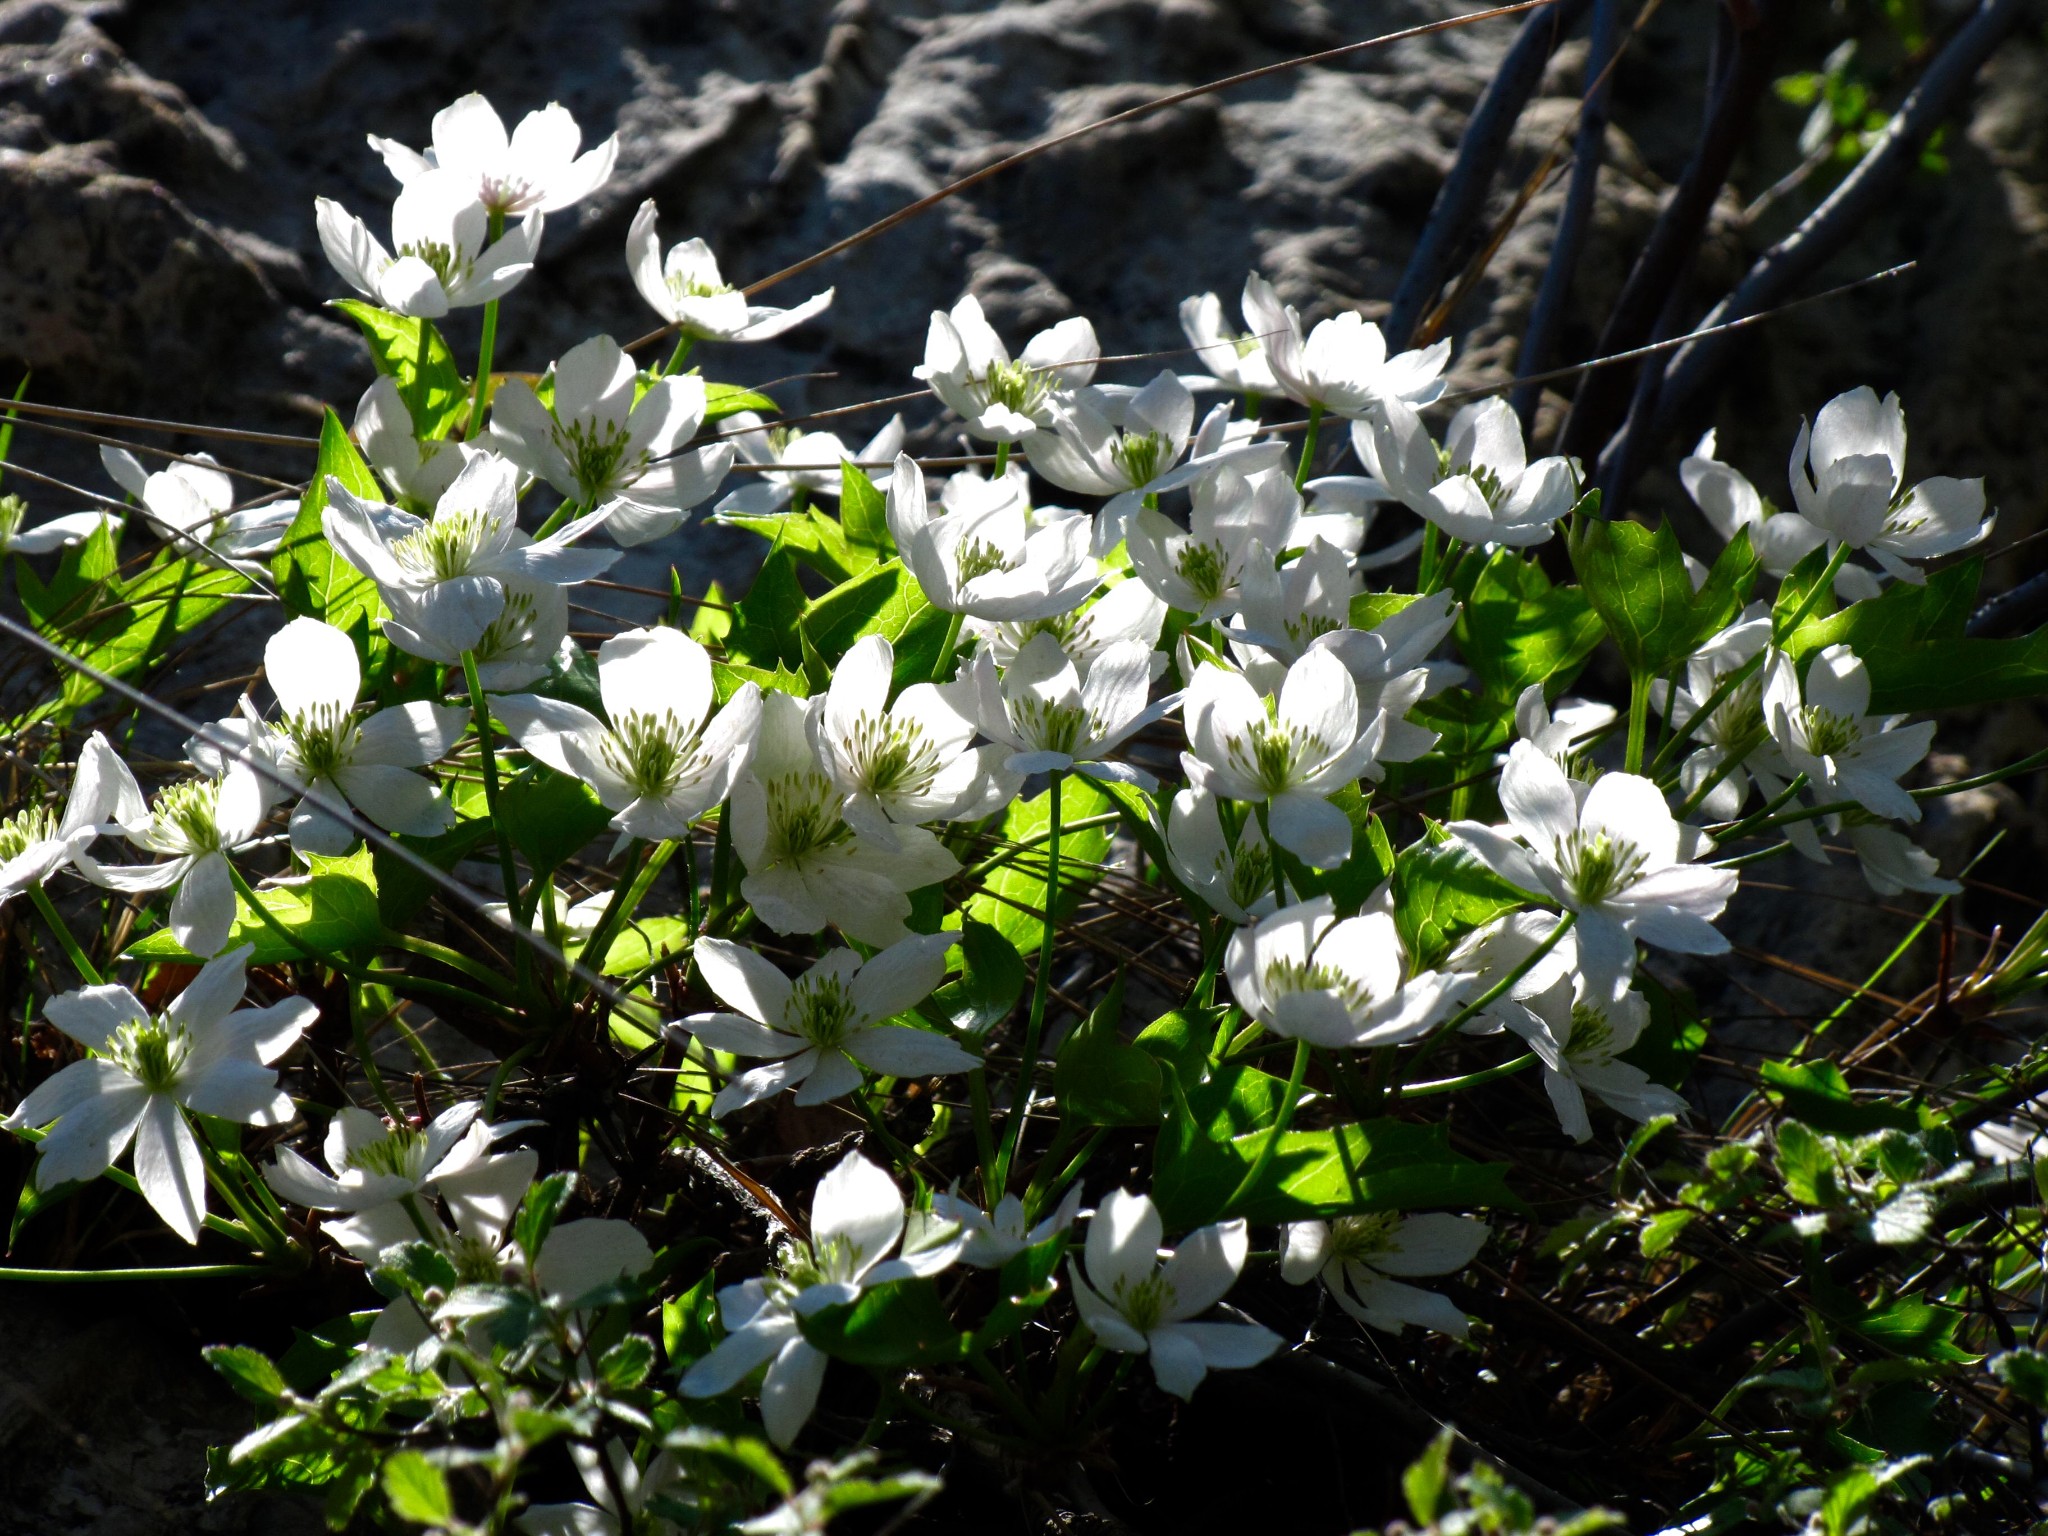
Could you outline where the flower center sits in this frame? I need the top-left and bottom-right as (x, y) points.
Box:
(1262, 952), (1373, 1013)
(780, 1232), (863, 1293)
(789, 972), (860, 1051)
(1009, 695), (1093, 758)
(1111, 431), (1169, 489)
(1325, 1211), (1400, 1264)
(0, 494), (25, 552)
(1113, 1272), (1175, 1334)
(1226, 840), (1273, 914)
(1706, 674), (1764, 746)
(393, 508), (498, 582)
(841, 715), (943, 802)
(557, 415), (646, 501)
(1800, 706), (1863, 759)
(954, 537), (1015, 586)
(279, 701), (360, 783)
(0, 804), (58, 862)
(1223, 717), (1318, 796)
(475, 591), (544, 665)
(765, 772), (854, 863)
(108, 1017), (188, 1093)
(480, 174), (537, 215)
(344, 1125), (429, 1183)
(1566, 1001), (1616, 1062)
(1173, 541), (1228, 604)
(1559, 829), (1647, 906)
(397, 238), (471, 291)
(670, 271), (736, 303)
(972, 359), (1055, 419)
(601, 711), (700, 800)
(153, 780), (224, 855)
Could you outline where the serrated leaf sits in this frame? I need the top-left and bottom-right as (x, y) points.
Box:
(203, 1344), (288, 1405)
(381, 1450), (454, 1526)
(928, 918), (1025, 1034)
(332, 300), (467, 440)
(123, 847), (383, 964)
(1053, 974), (1160, 1126)
(597, 1335), (655, 1390)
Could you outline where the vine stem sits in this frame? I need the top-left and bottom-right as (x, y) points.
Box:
(930, 609), (965, 685)
(1391, 912), (1576, 1095)
(659, 334), (694, 379)
(992, 440), (1012, 477)
(996, 769), (1062, 1191)
(28, 885), (102, 986)
(1774, 541), (1850, 643)
(461, 649), (523, 913)
(408, 313), (432, 429)
(467, 210), (506, 437)
(1292, 403), (1325, 492)
(1624, 669), (1651, 775)
(1227, 1037), (1311, 1212)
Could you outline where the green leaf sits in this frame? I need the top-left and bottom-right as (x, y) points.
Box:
(123, 847), (383, 964)
(203, 1344), (288, 1406)
(1053, 975), (1161, 1126)
(798, 559), (937, 676)
(30, 555), (251, 721)
(597, 1335), (656, 1391)
(929, 918), (1025, 1034)
(497, 768), (615, 876)
(1619, 976), (1707, 1090)
(525, 636), (604, 719)
(16, 516), (119, 631)
(968, 1229), (1066, 1352)
(838, 460), (894, 565)
(332, 300), (466, 440)
(727, 545), (807, 670)
(720, 509), (858, 582)
(598, 915), (693, 977)
(1991, 1348), (2048, 1408)
(381, 1450), (454, 1527)
(514, 1172), (576, 1267)
(1761, 1060), (1918, 1135)
(1402, 1428), (1455, 1526)
(372, 1240), (459, 1306)
(270, 407), (389, 666)
(1571, 517), (1753, 678)
(965, 776), (1116, 955)
(1456, 550), (1606, 700)
(703, 381), (778, 422)
(800, 1279), (964, 1367)
(1392, 828), (1530, 970)
(1774, 1120), (1840, 1207)
(1134, 1007), (1221, 1093)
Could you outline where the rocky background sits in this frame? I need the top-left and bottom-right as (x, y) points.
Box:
(1, 0), (2046, 1530)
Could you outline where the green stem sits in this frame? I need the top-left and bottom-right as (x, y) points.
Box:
(1416, 521), (1442, 590)
(996, 770), (1062, 1191)
(0, 1264), (274, 1283)
(969, 1067), (999, 1208)
(1226, 1038), (1311, 1212)
(532, 498), (585, 541)
(1624, 670), (1651, 776)
(1392, 912), (1576, 1095)
(1775, 541), (1851, 642)
(1647, 652), (1765, 778)
(575, 838), (652, 993)
(7, 1125), (261, 1247)
(1293, 404), (1324, 492)
(1399, 1051), (1537, 1098)
(658, 335), (695, 379)
(383, 933), (518, 997)
(28, 886), (101, 986)
(992, 440), (1012, 478)
(350, 982), (408, 1123)
(461, 650), (523, 912)
(195, 1132), (291, 1254)
(466, 210), (505, 438)
(408, 314), (432, 430)
(930, 609), (966, 685)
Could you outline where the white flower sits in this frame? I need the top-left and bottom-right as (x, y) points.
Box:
(1441, 908), (1581, 1035)
(4, 945), (313, 1242)
(1788, 387), (1991, 582)
(383, 579), (570, 691)
(1225, 894), (1458, 1047)
(492, 625), (763, 843)
(1764, 644), (1933, 825)
(1845, 821), (1957, 898)
(680, 1149), (963, 1445)
(1126, 464), (1301, 623)
(349, 1191), (650, 1318)
(675, 934), (974, 1115)
(324, 452), (620, 658)
(1165, 787), (1278, 925)
(354, 376), (477, 509)
(317, 172), (541, 317)
(1181, 649), (1383, 869)
(1359, 396), (1579, 548)
(730, 693), (961, 947)
(1448, 741), (1738, 1002)
(809, 634), (1015, 848)
(1028, 378), (1287, 540)
(886, 455), (1097, 620)
(1504, 977), (1688, 1142)
(1226, 538), (1360, 679)
(1680, 430), (1881, 600)
(1308, 589), (1460, 766)
(1069, 1189), (1280, 1400)
(968, 632), (1170, 788)
(1179, 290), (1280, 395)
(488, 334), (735, 548)
(1513, 684), (1617, 767)
(914, 293), (1098, 443)
(369, 93), (617, 217)
(517, 1441), (678, 1536)
(1296, 474), (1425, 572)
(1281, 1212), (1487, 1337)
(265, 1101), (536, 1247)
(77, 771), (268, 957)
(714, 414), (905, 519)
(628, 200), (834, 342)
(929, 1185), (1084, 1269)
(0, 732), (142, 908)
(1240, 272), (1448, 418)
(250, 617), (469, 855)
(1647, 615), (1792, 822)
(0, 497), (116, 556)
(100, 447), (292, 575)
(967, 576), (1167, 678)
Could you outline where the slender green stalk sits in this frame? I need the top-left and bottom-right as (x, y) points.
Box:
(1392, 913), (1576, 1093)
(1774, 541), (1851, 642)
(1226, 1037), (1311, 1212)
(659, 334), (695, 379)
(996, 770), (1062, 1191)
(1624, 670), (1652, 776)
(194, 1133), (292, 1254)
(8, 1125), (261, 1247)
(349, 982), (407, 1122)
(466, 210), (505, 436)
(930, 609), (966, 684)
(28, 885), (101, 986)
(575, 837), (653, 992)
(1400, 1051), (1536, 1098)
(409, 313), (432, 429)
(1416, 521), (1441, 590)
(461, 650), (523, 911)
(992, 440), (1011, 478)
(0, 1264), (273, 1283)
(969, 1067), (999, 1207)
(383, 933), (518, 997)
(1293, 403), (1324, 492)
(1648, 651), (1764, 778)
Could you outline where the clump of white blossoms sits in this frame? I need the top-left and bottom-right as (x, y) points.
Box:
(628, 200), (834, 344)
(100, 446), (294, 575)
(1281, 1211), (1489, 1338)
(716, 413), (905, 519)
(887, 456), (1098, 620)
(1179, 288), (1280, 396)
(77, 765), (268, 958)
(1070, 1189), (1280, 1399)
(1504, 977), (1689, 1142)
(324, 452), (619, 659)
(1165, 786), (1278, 925)
(369, 92), (618, 217)
(4, 945), (313, 1241)
(488, 334), (735, 547)
(1681, 430), (1879, 601)
(1356, 395), (1580, 548)
(354, 376), (477, 509)
(1239, 272), (1449, 417)
(0, 732), (141, 908)
(681, 1150), (962, 1445)
(1450, 741), (1737, 1002)
(1787, 385), (1990, 582)
(674, 933), (974, 1115)
(968, 631), (1171, 788)
(1225, 894), (1460, 1047)
(318, 172), (542, 318)
(915, 293), (1099, 443)
(493, 625), (763, 844)
(1126, 464), (1304, 623)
